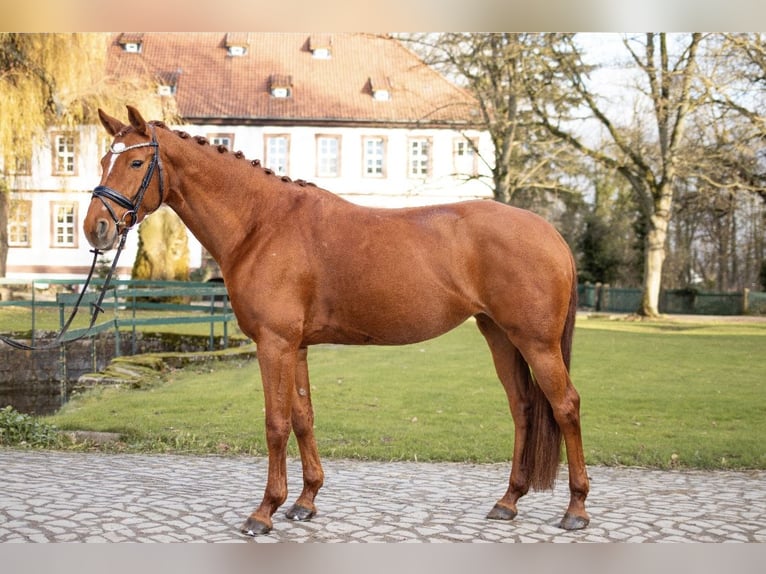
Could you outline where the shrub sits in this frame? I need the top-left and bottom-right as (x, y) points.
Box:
(0, 406), (60, 447)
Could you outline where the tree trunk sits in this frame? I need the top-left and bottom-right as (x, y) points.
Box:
(0, 181), (8, 278)
(641, 220), (668, 316)
(492, 136), (513, 203)
(639, 187), (673, 317)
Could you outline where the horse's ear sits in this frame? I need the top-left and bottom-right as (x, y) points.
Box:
(126, 105), (148, 136)
(98, 109), (125, 136)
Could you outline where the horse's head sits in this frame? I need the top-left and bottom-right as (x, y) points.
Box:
(83, 106), (166, 250)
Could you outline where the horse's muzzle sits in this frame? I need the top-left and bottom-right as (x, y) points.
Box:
(85, 216), (119, 251)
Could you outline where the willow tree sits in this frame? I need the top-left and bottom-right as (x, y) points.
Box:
(532, 33), (703, 317)
(131, 206), (190, 282)
(0, 33), (175, 277)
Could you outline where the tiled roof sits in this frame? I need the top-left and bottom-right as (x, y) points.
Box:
(106, 32), (481, 127)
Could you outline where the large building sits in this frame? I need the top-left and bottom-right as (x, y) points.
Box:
(5, 33), (492, 279)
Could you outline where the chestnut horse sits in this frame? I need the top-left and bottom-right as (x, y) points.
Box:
(84, 106), (589, 536)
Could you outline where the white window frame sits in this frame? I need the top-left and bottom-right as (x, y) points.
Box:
(316, 135), (341, 178)
(408, 137), (432, 179)
(362, 136), (386, 178)
(8, 199), (32, 247)
(209, 133), (235, 150)
(264, 135), (290, 176)
(51, 202), (78, 248)
(271, 87), (291, 99)
(453, 137), (479, 176)
(52, 132), (77, 176)
(227, 45), (247, 57)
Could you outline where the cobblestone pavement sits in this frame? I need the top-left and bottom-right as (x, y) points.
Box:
(1, 449), (763, 543)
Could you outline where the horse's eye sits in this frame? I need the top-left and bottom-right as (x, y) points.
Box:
(131, 159), (144, 168)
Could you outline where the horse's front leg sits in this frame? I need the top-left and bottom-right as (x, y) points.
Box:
(285, 346), (325, 521)
(241, 341), (298, 536)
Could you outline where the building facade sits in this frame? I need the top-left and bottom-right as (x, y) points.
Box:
(5, 33), (492, 280)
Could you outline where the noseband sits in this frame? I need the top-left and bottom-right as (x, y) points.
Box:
(92, 125), (165, 232)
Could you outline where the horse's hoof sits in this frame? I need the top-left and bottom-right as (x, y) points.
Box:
(486, 503), (517, 521)
(559, 512), (589, 530)
(240, 516), (272, 536)
(285, 503), (316, 521)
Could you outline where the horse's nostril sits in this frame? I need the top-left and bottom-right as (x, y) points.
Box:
(97, 219), (109, 240)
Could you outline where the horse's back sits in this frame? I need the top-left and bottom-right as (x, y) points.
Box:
(297, 198), (574, 346)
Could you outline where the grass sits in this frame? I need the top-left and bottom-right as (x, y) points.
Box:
(574, 317), (765, 469)
(39, 315), (766, 470)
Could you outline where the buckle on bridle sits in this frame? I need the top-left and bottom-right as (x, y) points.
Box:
(118, 209), (138, 231)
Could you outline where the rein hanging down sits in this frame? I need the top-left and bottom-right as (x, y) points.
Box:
(0, 128), (164, 351)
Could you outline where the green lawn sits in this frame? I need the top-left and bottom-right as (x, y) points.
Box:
(42, 315), (766, 470)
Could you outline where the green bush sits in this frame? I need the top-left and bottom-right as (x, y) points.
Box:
(0, 406), (60, 447)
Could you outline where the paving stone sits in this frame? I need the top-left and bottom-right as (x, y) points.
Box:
(0, 449), (764, 542)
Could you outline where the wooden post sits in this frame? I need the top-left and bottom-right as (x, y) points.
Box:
(595, 282), (602, 311)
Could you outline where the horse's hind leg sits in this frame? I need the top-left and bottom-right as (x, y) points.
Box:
(523, 343), (590, 530)
(476, 314), (535, 521)
(285, 347), (324, 521)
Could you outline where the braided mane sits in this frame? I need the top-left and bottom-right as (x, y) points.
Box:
(146, 123), (319, 188)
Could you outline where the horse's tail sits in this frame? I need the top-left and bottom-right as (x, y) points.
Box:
(561, 255), (578, 371)
(521, 258), (577, 491)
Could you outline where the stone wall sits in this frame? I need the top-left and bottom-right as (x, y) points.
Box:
(0, 332), (246, 415)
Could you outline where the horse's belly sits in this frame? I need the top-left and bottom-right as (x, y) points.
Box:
(303, 298), (474, 346)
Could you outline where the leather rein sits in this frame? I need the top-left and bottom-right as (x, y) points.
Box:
(0, 127), (165, 351)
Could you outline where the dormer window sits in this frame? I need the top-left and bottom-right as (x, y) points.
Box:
(370, 75), (392, 101)
(225, 33), (249, 57)
(117, 33), (144, 53)
(156, 70), (180, 97)
(270, 74), (292, 98)
(309, 34), (332, 59)
(272, 87), (289, 98)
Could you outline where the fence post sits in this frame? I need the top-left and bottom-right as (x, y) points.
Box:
(223, 294), (229, 348)
(595, 283), (602, 311)
(743, 288), (750, 315)
(208, 293), (215, 351)
(31, 285), (36, 347)
(58, 343), (67, 407)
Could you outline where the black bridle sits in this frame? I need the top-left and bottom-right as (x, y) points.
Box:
(92, 125), (165, 232)
(0, 127), (165, 351)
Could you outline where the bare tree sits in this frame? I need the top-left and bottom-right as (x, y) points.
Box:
(669, 33), (766, 291)
(402, 33), (587, 206)
(670, 104), (766, 291)
(532, 33), (703, 317)
(708, 34), (766, 142)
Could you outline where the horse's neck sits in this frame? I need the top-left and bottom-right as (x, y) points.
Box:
(161, 139), (304, 271)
